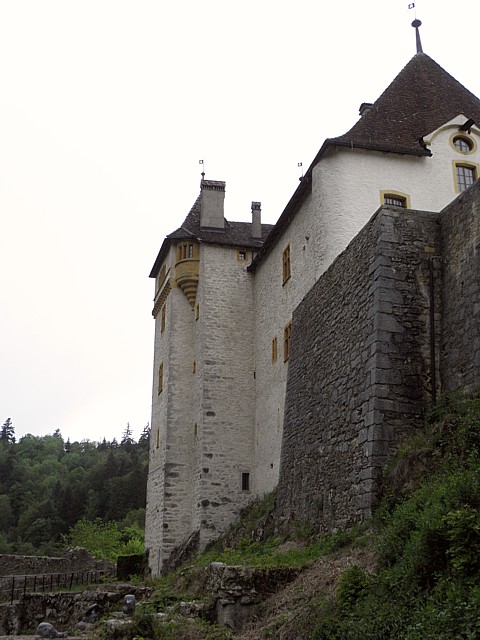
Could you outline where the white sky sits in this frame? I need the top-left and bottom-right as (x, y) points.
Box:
(1, 0), (479, 443)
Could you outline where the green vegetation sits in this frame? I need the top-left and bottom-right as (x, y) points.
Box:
(139, 391), (480, 639)
(196, 526), (365, 569)
(312, 389), (480, 639)
(0, 420), (149, 557)
(3, 391), (480, 639)
(63, 518), (144, 562)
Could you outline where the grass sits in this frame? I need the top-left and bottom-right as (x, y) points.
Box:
(311, 389), (480, 639)
(195, 525), (367, 570)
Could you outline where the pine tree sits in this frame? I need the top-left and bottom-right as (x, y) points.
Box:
(138, 423), (151, 450)
(0, 418), (15, 444)
(121, 423), (134, 451)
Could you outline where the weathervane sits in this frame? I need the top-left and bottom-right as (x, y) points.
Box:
(298, 162), (303, 181)
(199, 159), (205, 179)
(409, 3), (423, 54)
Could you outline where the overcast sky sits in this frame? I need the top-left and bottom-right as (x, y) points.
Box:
(1, 0), (479, 443)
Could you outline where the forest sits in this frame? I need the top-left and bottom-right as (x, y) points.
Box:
(0, 418), (149, 557)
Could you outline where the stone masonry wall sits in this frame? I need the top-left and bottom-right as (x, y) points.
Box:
(0, 548), (108, 577)
(275, 207), (441, 532)
(440, 180), (480, 392)
(193, 244), (256, 549)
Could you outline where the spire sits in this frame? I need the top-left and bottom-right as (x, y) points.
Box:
(412, 19), (423, 54)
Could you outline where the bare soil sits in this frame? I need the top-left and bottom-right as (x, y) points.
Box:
(237, 548), (376, 640)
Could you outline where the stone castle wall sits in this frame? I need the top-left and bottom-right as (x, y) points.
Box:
(0, 548), (110, 577)
(275, 206), (443, 531)
(440, 181), (480, 392)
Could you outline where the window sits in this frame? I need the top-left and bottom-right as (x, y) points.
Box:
(156, 428), (160, 449)
(282, 244), (291, 284)
(284, 322), (292, 362)
(272, 336), (278, 364)
(453, 135), (474, 154)
(192, 360), (196, 374)
(177, 243), (194, 261)
(455, 164), (477, 191)
(158, 363), (163, 394)
(241, 472), (250, 491)
(380, 190), (410, 208)
(161, 304), (166, 334)
(156, 265), (167, 292)
(384, 194), (406, 207)
(238, 250), (247, 261)
(195, 304), (200, 320)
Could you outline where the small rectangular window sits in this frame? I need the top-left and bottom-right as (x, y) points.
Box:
(188, 244), (194, 258)
(384, 194), (406, 207)
(158, 362), (163, 394)
(156, 428), (160, 449)
(272, 336), (278, 363)
(238, 250), (247, 261)
(241, 472), (250, 491)
(284, 322), (292, 362)
(161, 304), (166, 334)
(195, 304), (200, 320)
(156, 265), (167, 292)
(192, 360), (196, 374)
(282, 244), (291, 284)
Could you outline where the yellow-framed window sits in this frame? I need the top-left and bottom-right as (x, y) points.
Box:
(282, 244), (291, 284)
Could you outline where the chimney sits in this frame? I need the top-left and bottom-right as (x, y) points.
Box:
(251, 201), (262, 239)
(359, 102), (373, 117)
(200, 179), (225, 229)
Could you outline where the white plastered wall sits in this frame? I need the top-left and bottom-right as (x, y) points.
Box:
(192, 243), (256, 549)
(145, 244), (196, 575)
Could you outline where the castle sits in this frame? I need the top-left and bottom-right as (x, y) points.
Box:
(145, 42), (480, 575)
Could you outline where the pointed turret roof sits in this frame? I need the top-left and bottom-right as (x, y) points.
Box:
(331, 53), (480, 156)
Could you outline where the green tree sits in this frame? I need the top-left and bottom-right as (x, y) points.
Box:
(138, 423), (150, 450)
(121, 423), (134, 452)
(63, 518), (144, 561)
(0, 418), (15, 444)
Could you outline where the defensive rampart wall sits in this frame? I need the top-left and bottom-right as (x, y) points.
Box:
(275, 205), (444, 531)
(440, 182), (480, 392)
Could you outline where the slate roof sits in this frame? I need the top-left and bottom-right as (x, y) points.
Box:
(331, 53), (480, 156)
(149, 196), (274, 278)
(249, 53), (480, 271)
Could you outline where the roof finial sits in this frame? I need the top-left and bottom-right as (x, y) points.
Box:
(411, 18), (423, 54)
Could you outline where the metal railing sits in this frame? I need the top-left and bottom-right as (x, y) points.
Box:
(0, 568), (116, 604)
